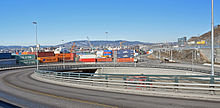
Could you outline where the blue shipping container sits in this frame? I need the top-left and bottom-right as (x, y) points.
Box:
(0, 59), (16, 65)
(117, 50), (134, 55)
(117, 54), (134, 58)
(104, 50), (112, 52)
(0, 53), (11, 59)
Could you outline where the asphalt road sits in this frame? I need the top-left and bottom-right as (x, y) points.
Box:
(0, 68), (220, 108)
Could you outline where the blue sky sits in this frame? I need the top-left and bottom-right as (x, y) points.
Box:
(0, 0), (219, 46)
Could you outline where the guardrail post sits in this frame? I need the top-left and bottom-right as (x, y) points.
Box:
(78, 73), (81, 84)
(174, 76), (179, 92)
(209, 76), (215, 95)
(61, 72), (63, 82)
(146, 76), (151, 90)
(123, 76), (127, 89)
(90, 74), (93, 86)
(105, 75), (109, 87)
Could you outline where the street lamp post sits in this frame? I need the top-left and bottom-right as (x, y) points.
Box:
(105, 32), (108, 47)
(62, 40), (65, 69)
(211, 0), (215, 76)
(33, 21), (39, 71)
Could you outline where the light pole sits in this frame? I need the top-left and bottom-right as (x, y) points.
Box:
(211, 0), (215, 76)
(105, 32), (108, 47)
(62, 40), (65, 69)
(33, 21), (39, 71)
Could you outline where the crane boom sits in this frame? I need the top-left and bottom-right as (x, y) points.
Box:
(87, 36), (93, 49)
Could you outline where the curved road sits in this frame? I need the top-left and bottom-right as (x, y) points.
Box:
(0, 68), (220, 108)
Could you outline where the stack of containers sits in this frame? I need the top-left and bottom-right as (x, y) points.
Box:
(0, 59), (16, 66)
(117, 50), (134, 62)
(15, 55), (36, 65)
(38, 52), (54, 57)
(0, 53), (16, 66)
(79, 54), (96, 62)
(38, 56), (58, 63)
(96, 58), (112, 62)
(38, 52), (57, 63)
(0, 53), (11, 59)
(103, 50), (112, 57)
(55, 53), (72, 61)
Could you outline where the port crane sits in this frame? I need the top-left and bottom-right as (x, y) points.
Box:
(70, 42), (76, 53)
(87, 36), (95, 53)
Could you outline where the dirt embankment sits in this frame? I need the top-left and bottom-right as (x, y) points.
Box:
(149, 49), (208, 64)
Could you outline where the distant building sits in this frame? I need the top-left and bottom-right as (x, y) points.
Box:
(178, 37), (187, 46)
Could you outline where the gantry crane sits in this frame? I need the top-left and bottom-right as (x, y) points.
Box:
(71, 42), (76, 53)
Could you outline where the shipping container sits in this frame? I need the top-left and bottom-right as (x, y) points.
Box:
(104, 50), (112, 52)
(103, 53), (112, 56)
(103, 52), (112, 54)
(15, 54), (36, 60)
(0, 53), (11, 59)
(79, 54), (96, 59)
(117, 58), (134, 62)
(79, 58), (96, 62)
(38, 52), (54, 57)
(117, 50), (134, 55)
(17, 59), (37, 65)
(0, 59), (16, 66)
(21, 52), (28, 55)
(117, 54), (134, 58)
(55, 53), (72, 61)
(38, 56), (58, 63)
(96, 58), (112, 62)
(27, 52), (36, 55)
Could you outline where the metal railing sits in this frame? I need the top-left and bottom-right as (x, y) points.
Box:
(35, 70), (220, 95)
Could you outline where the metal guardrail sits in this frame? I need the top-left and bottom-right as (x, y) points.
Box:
(37, 62), (218, 75)
(35, 70), (220, 95)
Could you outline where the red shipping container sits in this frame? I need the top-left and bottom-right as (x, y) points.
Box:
(117, 58), (134, 62)
(103, 52), (112, 54)
(79, 58), (96, 62)
(97, 58), (112, 62)
(38, 52), (54, 57)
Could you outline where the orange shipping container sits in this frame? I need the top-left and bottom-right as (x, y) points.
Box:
(117, 58), (134, 62)
(97, 58), (112, 62)
(55, 53), (72, 61)
(27, 52), (36, 55)
(22, 52), (28, 55)
(38, 56), (58, 63)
